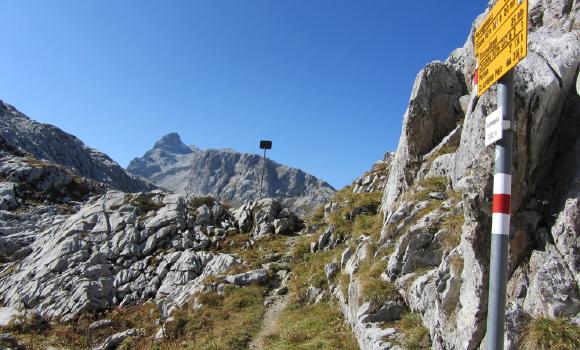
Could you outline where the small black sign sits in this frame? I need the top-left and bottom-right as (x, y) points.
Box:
(259, 140), (272, 150)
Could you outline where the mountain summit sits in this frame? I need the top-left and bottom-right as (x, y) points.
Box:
(153, 132), (194, 154)
(127, 133), (335, 212)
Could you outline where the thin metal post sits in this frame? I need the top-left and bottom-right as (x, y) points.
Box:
(259, 148), (267, 199)
(486, 69), (514, 350)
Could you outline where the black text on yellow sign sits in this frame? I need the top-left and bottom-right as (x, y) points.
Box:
(475, 0), (528, 96)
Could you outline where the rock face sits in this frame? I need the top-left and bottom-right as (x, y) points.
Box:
(127, 133), (335, 214)
(0, 191), (244, 320)
(369, 1), (580, 349)
(0, 100), (155, 193)
(0, 136), (106, 263)
(231, 198), (304, 238)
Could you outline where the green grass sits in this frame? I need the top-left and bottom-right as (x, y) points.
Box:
(356, 257), (400, 311)
(308, 205), (326, 226)
(373, 161), (390, 177)
(263, 302), (359, 350)
(289, 248), (341, 304)
(213, 233), (290, 270)
(397, 312), (431, 349)
(410, 176), (449, 202)
(440, 212), (464, 251)
(523, 317), (580, 350)
(353, 213), (383, 241)
(2, 285), (266, 350)
(160, 285), (265, 349)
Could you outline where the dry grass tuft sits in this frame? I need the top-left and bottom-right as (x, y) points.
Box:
(523, 317), (580, 350)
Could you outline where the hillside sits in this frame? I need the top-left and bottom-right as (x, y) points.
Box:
(0, 100), (155, 193)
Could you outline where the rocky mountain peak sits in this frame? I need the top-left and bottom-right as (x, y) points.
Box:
(127, 135), (336, 214)
(153, 132), (193, 155)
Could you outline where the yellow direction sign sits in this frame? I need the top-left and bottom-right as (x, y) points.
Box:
(475, 0), (528, 96)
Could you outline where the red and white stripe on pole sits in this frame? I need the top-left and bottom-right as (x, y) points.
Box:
(491, 173), (511, 235)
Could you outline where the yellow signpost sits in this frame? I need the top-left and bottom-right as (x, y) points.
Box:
(475, 0), (528, 96)
(476, 2), (529, 349)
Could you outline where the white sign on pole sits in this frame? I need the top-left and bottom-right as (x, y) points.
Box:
(485, 108), (503, 146)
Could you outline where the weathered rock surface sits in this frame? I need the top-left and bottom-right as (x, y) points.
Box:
(0, 191), (242, 320)
(93, 328), (140, 350)
(0, 136), (105, 262)
(231, 198), (303, 238)
(370, 1), (580, 349)
(127, 133), (335, 214)
(0, 100), (155, 193)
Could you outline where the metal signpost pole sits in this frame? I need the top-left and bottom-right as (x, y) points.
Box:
(258, 140), (272, 200)
(259, 148), (267, 199)
(475, 0), (527, 345)
(486, 69), (514, 349)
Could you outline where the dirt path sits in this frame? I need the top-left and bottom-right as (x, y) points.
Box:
(249, 237), (298, 349)
(249, 293), (290, 349)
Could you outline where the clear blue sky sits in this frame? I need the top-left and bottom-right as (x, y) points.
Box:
(0, 1), (484, 189)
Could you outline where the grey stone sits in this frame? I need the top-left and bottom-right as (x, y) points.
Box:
(93, 328), (140, 350)
(224, 269), (269, 286)
(324, 262), (339, 280)
(523, 249), (580, 318)
(89, 319), (113, 330)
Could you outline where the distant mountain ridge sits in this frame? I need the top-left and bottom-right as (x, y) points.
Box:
(0, 100), (155, 192)
(127, 133), (335, 212)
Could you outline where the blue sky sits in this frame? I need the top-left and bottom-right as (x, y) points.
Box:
(0, 1), (484, 189)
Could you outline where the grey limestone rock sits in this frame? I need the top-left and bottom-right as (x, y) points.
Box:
(89, 319), (113, 331)
(93, 328), (140, 350)
(0, 190), (242, 320)
(224, 268), (269, 286)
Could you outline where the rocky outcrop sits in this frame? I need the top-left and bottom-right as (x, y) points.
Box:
(127, 133), (335, 214)
(352, 153), (393, 195)
(0, 136), (105, 262)
(232, 198), (304, 239)
(0, 191), (244, 320)
(371, 1), (580, 349)
(0, 173), (304, 326)
(0, 100), (155, 193)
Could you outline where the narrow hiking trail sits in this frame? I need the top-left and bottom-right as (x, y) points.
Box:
(248, 236), (298, 349)
(249, 293), (290, 349)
